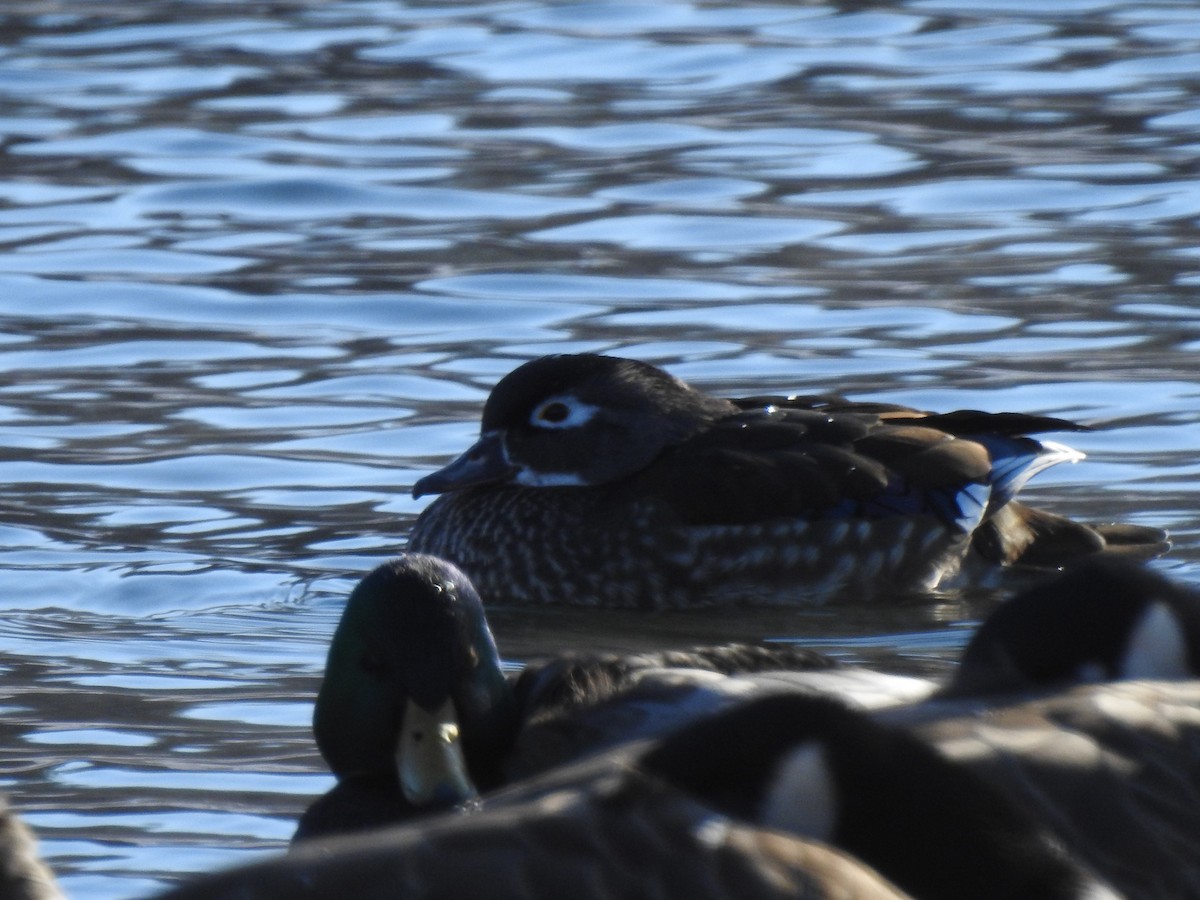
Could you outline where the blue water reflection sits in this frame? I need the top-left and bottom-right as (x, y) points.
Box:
(1, 0), (1199, 896)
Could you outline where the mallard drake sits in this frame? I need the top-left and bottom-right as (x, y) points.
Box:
(295, 554), (933, 843)
(154, 692), (1124, 900)
(408, 353), (1167, 607)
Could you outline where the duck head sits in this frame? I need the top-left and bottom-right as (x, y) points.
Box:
(412, 354), (735, 496)
(313, 555), (517, 807)
(949, 557), (1200, 696)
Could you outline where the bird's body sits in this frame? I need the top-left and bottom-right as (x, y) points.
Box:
(410, 354), (1166, 607)
(883, 679), (1200, 900)
(947, 555), (1200, 695)
(159, 685), (1164, 900)
(165, 759), (920, 900)
(637, 678), (1200, 900)
(295, 555), (932, 844)
(160, 559), (1200, 900)
(298, 553), (1200, 846)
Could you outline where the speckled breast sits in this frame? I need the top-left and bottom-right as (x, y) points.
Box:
(407, 485), (971, 608)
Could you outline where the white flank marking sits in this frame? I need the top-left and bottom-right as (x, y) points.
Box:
(761, 742), (837, 841)
(1123, 601), (1192, 680)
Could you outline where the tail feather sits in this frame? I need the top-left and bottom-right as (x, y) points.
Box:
(972, 502), (1170, 568)
(975, 437), (1085, 513)
(1085, 523), (1173, 561)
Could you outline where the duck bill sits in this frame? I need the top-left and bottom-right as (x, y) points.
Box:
(396, 696), (477, 807)
(412, 431), (516, 498)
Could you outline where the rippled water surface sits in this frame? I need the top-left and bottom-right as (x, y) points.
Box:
(3, 0), (1200, 895)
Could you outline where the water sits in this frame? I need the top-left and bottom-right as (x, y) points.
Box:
(2, 0), (1199, 895)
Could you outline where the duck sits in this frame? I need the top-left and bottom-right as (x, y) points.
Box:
(638, 675), (1200, 900)
(294, 553), (934, 843)
(877, 679), (1200, 899)
(153, 691), (1125, 900)
(946, 555), (1200, 695)
(299, 554), (1200, 845)
(408, 353), (1168, 607)
(162, 559), (1200, 900)
(159, 728), (924, 900)
(635, 558), (1200, 896)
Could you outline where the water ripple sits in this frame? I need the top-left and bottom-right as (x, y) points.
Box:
(2, 2), (1199, 897)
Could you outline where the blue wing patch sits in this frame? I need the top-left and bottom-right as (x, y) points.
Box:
(825, 435), (1081, 534)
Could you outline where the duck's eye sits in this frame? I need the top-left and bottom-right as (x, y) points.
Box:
(529, 397), (598, 430)
(536, 401), (570, 424)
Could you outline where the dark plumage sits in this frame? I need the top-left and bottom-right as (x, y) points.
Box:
(154, 691), (1143, 900)
(299, 555), (1198, 846)
(160, 559), (1200, 900)
(296, 555), (922, 843)
(949, 556), (1200, 695)
(883, 679), (1200, 899)
(160, 758), (920, 900)
(619, 669), (1200, 900)
(409, 353), (1167, 607)
(641, 694), (1118, 900)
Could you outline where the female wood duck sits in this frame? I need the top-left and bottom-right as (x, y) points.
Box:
(408, 353), (1167, 607)
(295, 554), (933, 843)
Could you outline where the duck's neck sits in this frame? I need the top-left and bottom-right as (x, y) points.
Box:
(459, 632), (522, 791)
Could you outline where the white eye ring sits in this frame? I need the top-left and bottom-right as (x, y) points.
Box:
(529, 396), (598, 429)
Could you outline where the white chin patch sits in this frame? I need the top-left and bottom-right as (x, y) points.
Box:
(760, 742), (837, 841)
(513, 468), (589, 487)
(1122, 601), (1192, 680)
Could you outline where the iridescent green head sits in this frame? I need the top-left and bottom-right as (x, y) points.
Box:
(313, 555), (515, 808)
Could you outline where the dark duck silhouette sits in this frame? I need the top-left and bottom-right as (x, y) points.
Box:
(294, 554), (932, 843)
(156, 560), (1200, 900)
(408, 353), (1167, 607)
(296, 554), (1197, 847)
(946, 554), (1200, 695)
(157, 690), (1134, 900)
